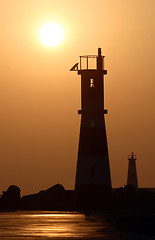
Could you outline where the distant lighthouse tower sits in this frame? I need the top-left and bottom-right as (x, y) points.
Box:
(127, 152), (138, 188)
(70, 48), (111, 209)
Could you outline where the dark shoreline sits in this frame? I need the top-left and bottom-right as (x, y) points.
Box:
(92, 209), (155, 237)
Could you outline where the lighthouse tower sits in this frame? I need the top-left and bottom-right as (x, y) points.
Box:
(127, 152), (138, 188)
(71, 48), (111, 209)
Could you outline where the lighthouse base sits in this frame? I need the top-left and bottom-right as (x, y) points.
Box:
(74, 184), (111, 210)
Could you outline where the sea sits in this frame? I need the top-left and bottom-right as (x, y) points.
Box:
(0, 211), (154, 240)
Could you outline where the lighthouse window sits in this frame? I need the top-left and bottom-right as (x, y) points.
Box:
(91, 167), (95, 178)
(90, 78), (94, 88)
(91, 120), (95, 127)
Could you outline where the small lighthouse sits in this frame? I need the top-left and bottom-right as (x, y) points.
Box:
(127, 152), (138, 188)
(71, 48), (111, 209)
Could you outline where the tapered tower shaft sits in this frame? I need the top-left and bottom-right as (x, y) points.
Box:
(127, 152), (138, 188)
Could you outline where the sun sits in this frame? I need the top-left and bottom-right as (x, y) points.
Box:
(40, 23), (64, 47)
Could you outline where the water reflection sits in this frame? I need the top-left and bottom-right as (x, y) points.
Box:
(0, 211), (120, 239)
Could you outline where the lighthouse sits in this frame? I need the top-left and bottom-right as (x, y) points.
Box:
(71, 48), (111, 209)
(127, 152), (138, 189)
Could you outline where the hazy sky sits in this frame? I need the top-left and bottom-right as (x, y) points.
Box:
(0, 0), (155, 195)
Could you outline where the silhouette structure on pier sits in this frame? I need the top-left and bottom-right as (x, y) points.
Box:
(71, 48), (111, 209)
(127, 152), (138, 188)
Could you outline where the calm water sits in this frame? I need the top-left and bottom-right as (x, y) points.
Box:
(0, 211), (121, 240)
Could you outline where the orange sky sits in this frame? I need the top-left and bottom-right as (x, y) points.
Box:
(0, 0), (155, 195)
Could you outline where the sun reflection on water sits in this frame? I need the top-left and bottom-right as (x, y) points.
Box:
(21, 212), (86, 237)
(0, 211), (111, 239)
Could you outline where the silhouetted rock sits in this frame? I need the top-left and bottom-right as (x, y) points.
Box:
(38, 184), (65, 196)
(138, 188), (155, 210)
(1, 184), (154, 211)
(20, 184), (74, 210)
(111, 186), (155, 210)
(0, 185), (21, 210)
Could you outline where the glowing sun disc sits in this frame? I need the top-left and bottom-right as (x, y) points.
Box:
(40, 23), (64, 47)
